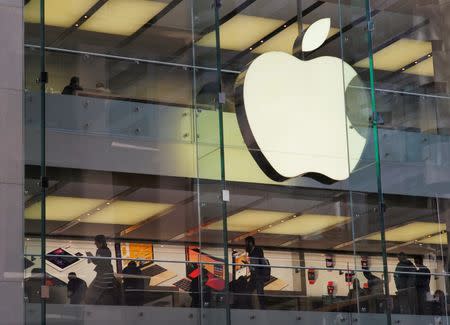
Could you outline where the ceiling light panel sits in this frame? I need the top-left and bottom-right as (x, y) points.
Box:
(254, 23), (305, 54)
(84, 201), (173, 225)
(197, 15), (284, 51)
(354, 39), (432, 72)
(25, 0), (97, 28)
(404, 57), (434, 77)
(262, 214), (349, 236)
(255, 23), (339, 54)
(80, 0), (168, 36)
(205, 209), (291, 232)
(419, 233), (447, 245)
(366, 222), (444, 242)
(25, 196), (106, 221)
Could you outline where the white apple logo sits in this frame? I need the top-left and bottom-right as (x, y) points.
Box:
(234, 18), (370, 184)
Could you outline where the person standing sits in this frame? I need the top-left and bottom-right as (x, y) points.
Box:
(394, 252), (417, 314)
(67, 272), (87, 304)
(122, 261), (145, 306)
(24, 268), (43, 303)
(414, 256), (431, 315)
(347, 278), (365, 312)
(62, 76), (83, 95)
(85, 235), (116, 305)
(245, 236), (265, 309)
(363, 270), (384, 313)
(189, 267), (212, 308)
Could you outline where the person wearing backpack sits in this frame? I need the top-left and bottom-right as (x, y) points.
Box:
(245, 236), (268, 309)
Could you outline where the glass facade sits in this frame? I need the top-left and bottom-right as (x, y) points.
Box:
(22, 0), (450, 324)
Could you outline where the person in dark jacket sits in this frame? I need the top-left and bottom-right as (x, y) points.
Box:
(67, 272), (87, 304)
(394, 252), (417, 314)
(85, 235), (116, 305)
(230, 276), (252, 309)
(363, 270), (384, 312)
(122, 261), (145, 306)
(432, 290), (446, 315)
(245, 236), (265, 309)
(25, 268), (42, 303)
(189, 267), (212, 307)
(347, 278), (366, 312)
(62, 76), (83, 95)
(414, 256), (431, 314)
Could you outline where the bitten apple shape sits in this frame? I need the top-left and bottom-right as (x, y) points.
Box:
(235, 18), (369, 184)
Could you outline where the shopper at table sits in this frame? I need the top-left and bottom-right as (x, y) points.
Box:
(190, 267), (212, 308)
(122, 261), (145, 306)
(67, 272), (87, 304)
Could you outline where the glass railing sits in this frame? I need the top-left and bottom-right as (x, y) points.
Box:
(23, 252), (450, 324)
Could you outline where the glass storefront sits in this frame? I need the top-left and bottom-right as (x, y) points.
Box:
(22, 0), (450, 324)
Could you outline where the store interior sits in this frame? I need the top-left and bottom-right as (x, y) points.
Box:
(23, 0), (450, 313)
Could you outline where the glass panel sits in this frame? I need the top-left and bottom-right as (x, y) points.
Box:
(338, 0), (394, 323)
(22, 0), (450, 323)
(193, 0), (230, 323)
(368, 0), (450, 321)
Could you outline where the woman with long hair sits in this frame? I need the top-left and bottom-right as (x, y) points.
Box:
(85, 235), (117, 305)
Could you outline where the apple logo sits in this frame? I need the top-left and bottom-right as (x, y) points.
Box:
(234, 18), (370, 184)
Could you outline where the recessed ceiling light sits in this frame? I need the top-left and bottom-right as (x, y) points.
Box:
(205, 209), (292, 232)
(197, 15), (284, 51)
(354, 38), (432, 73)
(366, 222), (444, 242)
(80, 0), (168, 36)
(404, 57), (434, 77)
(254, 23), (339, 54)
(84, 200), (173, 225)
(262, 214), (349, 236)
(24, 0), (97, 28)
(25, 196), (106, 222)
(419, 233), (447, 245)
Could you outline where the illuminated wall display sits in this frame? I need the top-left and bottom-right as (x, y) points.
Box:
(234, 18), (370, 184)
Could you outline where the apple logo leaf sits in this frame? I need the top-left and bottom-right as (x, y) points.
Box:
(301, 18), (331, 52)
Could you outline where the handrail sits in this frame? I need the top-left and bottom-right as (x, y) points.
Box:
(26, 253), (450, 277)
(24, 44), (241, 75)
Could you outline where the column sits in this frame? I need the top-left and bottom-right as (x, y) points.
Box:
(0, 0), (24, 324)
